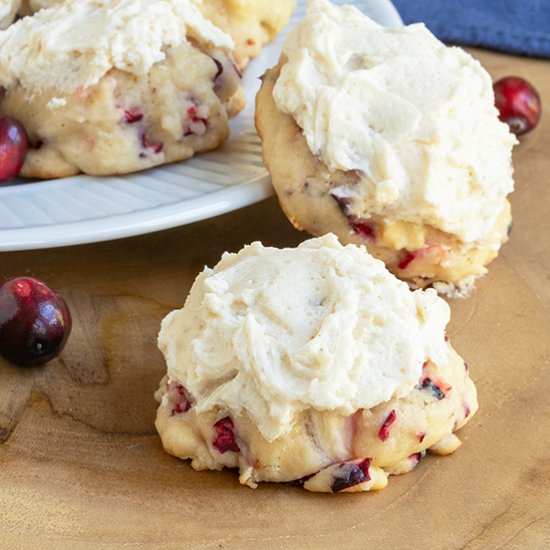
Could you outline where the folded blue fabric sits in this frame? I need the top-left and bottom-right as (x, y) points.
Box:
(391, 0), (550, 58)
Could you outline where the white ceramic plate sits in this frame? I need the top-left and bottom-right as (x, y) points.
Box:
(0, 0), (402, 251)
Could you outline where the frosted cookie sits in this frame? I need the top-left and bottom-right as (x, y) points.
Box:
(255, 0), (516, 296)
(198, 0), (296, 68)
(155, 234), (478, 493)
(0, 0), (244, 179)
(16, 0), (297, 69)
(0, 0), (20, 29)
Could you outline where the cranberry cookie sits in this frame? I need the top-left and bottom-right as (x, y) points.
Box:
(15, 0), (297, 69)
(155, 234), (478, 493)
(0, 0), (244, 179)
(255, 0), (516, 296)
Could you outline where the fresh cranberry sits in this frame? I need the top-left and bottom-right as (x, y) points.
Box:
(212, 416), (239, 454)
(0, 116), (28, 182)
(378, 409), (397, 442)
(0, 277), (72, 367)
(493, 76), (541, 136)
(330, 458), (372, 493)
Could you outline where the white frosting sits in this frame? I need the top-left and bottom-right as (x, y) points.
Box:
(0, 0), (234, 92)
(273, 0), (516, 243)
(158, 234), (450, 442)
(0, 0), (20, 29)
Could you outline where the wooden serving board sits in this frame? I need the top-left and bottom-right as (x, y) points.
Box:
(0, 50), (549, 549)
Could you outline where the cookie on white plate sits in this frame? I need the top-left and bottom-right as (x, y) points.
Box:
(256, 0), (517, 296)
(0, 0), (244, 179)
(155, 234), (478, 493)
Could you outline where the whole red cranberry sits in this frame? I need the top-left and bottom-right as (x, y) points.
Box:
(493, 76), (541, 136)
(0, 115), (28, 182)
(0, 277), (72, 367)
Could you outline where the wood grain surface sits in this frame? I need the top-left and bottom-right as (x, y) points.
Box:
(0, 49), (549, 549)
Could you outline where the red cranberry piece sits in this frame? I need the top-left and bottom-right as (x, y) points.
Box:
(139, 130), (163, 157)
(330, 458), (372, 493)
(0, 277), (72, 367)
(183, 100), (208, 137)
(172, 403), (186, 414)
(0, 116), (28, 182)
(409, 450), (426, 466)
(350, 218), (376, 240)
(124, 108), (144, 124)
(211, 56), (241, 102)
(378, 409), (397, 442)
(398, 250), (417, 270)
(493, 76), (541, 136)
(167, 382), (193, 416)
(418, 377), (451, 400)
(212, 416), (240, 454)
(330, 189), (353, 215)
(417, 432), (426, 443)
(187, 105), (208, 127)
(330, 190), (376, 240)
(288, 472), (316, 487)
(212, 58), (224, 91)
(409, 452), (422, 464)
(151, 142), (163, 154)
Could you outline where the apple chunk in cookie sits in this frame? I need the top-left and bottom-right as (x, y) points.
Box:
(0, 0), (244, 179)
(255, 0), (517, 296)
(155, 234), (478, 493)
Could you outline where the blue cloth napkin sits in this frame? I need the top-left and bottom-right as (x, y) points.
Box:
(391, 0), (550, 58)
